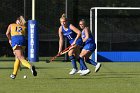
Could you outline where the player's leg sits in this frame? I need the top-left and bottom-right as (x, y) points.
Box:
(68, 47), (78, 75)
(85, 52), (97, 66)
(73, 39), (84, 74)
(10, 51), (20, 79)
(85, 53), (101, 72)
(84, 43), (101, 72)
(10, 57), (20, 79)
(14, 46), (37, 76)
(83, 43), (96, 65)
(75, 46), (83, 73)
(79, 49), (90, 76)
(15, 49), (31, 68)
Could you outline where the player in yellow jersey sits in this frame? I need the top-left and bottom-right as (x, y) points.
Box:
(6, 16), (37, 79)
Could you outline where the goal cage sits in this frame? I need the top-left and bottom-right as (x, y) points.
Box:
(90, 7), (140, 62)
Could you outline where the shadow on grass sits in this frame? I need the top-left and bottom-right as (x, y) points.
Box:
(0, 67), (13, 69)
(51, 77), (94, 80)
(51, 76), (133, 80)
(51, 71), (140, 80)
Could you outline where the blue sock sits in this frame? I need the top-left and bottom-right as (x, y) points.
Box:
(86, 59), (97, 66)
(79, 57), (88, 70)
(69, 55), (77, 69)
(77, 58), (83, 70)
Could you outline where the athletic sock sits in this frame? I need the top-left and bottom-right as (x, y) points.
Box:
(69, 55), (77, 69)
(79, 57), (88, 70)
(86, 58), (97, 66)
(77, 58), (83, 70)
(13, 58), (20, 75)
(20, 59), (31, 69)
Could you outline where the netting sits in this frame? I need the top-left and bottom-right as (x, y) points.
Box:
(91, 9), (140, 51)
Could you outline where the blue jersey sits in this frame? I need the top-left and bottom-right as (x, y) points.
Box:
(82, 29), (96, 52)
(82, 30), (95, 44)
(62, 24), (83, 46)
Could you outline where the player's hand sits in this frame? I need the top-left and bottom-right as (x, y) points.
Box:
(69, 44), (76, 50)
(71, 41), (76, 46)
(57, 51), (62, 56)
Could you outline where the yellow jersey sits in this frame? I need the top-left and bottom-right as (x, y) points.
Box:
(10, 23), (26, 50)
(10, 23), (26, 36)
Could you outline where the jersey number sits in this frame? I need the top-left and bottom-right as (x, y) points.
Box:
(16, 26), (22, 32)
(67, 35), (73, 39)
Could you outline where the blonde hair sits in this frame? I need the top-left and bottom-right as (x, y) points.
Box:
(60, 13), (67, 21)
(19, 16), (26, 25)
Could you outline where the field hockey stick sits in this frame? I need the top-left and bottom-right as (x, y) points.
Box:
(46, 51), (64, 63)
(50, 47), (71, 62)
(47, 44), (75, 62)
(49, 53), (61, 62)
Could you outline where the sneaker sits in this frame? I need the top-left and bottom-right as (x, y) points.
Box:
(10, 74), (16, 79)
(77, 70), (82, 74)
(69, 68), (78, 75)
(31, 66), (37, 76)
(95, 63), (101, 72)
(80, 69), (90, 76)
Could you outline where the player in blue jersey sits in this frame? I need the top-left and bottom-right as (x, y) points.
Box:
(6, 16), (37, 79)
(58, 14), (90, 75)
(78, 19), (101, 75)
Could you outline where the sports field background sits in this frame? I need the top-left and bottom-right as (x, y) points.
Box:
(0, 1), (140, 93)
(0, 60), (140, 93)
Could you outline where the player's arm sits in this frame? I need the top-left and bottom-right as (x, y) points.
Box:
(82, 27), (89, 42)
(69, 24), (81, 45)
(58, 26), (64, 53)
(6, 24), (12, 46)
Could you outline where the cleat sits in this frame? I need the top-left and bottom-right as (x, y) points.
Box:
(77, 70), (82, 74)
(80, 69), (90, 76)
(10, 74), (16, 79)
(95, 63), (101, 72)
(31, 66), (37, 76)
(69, 68), (78, 75)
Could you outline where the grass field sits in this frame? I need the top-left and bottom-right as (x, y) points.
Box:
(0, 61), (140, 93)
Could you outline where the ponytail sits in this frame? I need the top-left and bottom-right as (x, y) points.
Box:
(60, 13), (67, 21)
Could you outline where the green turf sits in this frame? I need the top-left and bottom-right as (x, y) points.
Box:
(0, 61), (140, 93)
